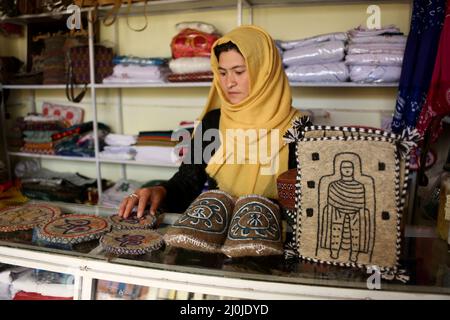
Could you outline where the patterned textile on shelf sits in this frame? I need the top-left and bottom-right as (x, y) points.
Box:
(416, 0), (450, 141)
(282, 117), (420, 281)
(167, 71), (213, 83)
(164, 190), (234, 253)
(391, 0), (447, 133)
(222, 195), (284, 258)
(42, 102), (84, 126)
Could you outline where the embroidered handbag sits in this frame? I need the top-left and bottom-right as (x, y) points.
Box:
(66, 44), (114, 102)
(283, 117), (421, 281)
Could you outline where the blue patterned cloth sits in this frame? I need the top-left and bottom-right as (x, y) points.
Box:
(391, 0), (447, 133)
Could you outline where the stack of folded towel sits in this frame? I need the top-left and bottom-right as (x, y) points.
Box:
(280, 32), (349, 83)
(346, 25), (406, 83)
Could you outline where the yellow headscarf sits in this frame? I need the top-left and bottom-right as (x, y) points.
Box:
(199, 25), (300, 199)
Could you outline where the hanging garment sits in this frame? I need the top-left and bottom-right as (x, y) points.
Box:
(391, 0), (447, 134)
(416, 1), (450, 141)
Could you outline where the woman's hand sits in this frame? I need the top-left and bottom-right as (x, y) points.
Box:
(118, 186), (167, 218)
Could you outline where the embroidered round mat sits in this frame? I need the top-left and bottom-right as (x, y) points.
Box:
(108, 214), (157, 230)
(36, 214), (111, 245)
(0, 204), (61, 232)
(100, 229), (164, 255)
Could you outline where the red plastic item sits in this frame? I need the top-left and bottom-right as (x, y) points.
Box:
(171, 28), (219, 59)
(13, 291), (73, 300)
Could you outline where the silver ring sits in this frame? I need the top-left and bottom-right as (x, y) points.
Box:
(128, 193), (139, 199)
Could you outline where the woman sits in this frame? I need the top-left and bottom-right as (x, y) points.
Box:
(118, 25), (300, 218)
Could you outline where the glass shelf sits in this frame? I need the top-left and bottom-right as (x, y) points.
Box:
(8, 152), (180, 168)
(0, 200), (449, 298)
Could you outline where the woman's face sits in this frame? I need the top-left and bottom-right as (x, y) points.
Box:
(218, 49), (250, 105)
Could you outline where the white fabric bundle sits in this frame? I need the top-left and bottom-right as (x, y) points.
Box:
(349, 65), (402, 83)
(100, 146), (137, 160)
(348, 24), (401, 38)
(134, 146), (180, 165)
(345, 53), (403, 66)
(175, 21), (217, 34)
(107, 64), (169, 82)
(169, 57), (212, 74)
(285, 62), (349, 83)
(23, 115), (64, 122)
(279, 32), (348, 50)
(347, 42), (406, 55)
(282, 41), (345, 67)
(105, 134), (137, 147)
(348, 35), (407, 44)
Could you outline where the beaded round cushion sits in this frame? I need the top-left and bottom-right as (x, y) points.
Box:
(0, 204), (61, 232)
(100, 229), (164, 255)
(36, 214), (111, 245)
(108, 214), (157, 230)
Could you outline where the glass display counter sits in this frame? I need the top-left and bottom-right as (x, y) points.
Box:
(0, 201), (449, 300)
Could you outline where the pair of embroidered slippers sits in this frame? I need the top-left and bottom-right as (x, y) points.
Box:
(163, 190), (284, 258)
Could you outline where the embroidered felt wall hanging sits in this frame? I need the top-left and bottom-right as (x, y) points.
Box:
(283, 117), (420, 278)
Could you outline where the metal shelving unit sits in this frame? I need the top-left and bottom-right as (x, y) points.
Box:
(0, 0), (406, 198)
(2, 81), (399, 90)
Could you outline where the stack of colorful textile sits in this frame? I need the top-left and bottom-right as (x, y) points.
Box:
(168, 22), (220, 83)
(19, 114), (69, 155)
(100, 133), (137, 160)
(15, 102), (85, 155)
(52, 121), (111, 158)
(103, 56), (170, 84)
(134, 130), (179, 164)
(346, 25), (406, 83)
(280, 32), (349, 83)
(136, 130), (177, 147)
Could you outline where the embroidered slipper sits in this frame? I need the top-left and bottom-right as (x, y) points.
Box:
(164, 189), (234, 253)
(222, 194), (283, 258)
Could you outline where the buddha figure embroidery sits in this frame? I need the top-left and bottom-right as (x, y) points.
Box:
(318, 153), (376, 263)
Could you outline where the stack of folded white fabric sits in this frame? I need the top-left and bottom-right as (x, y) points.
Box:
(100, 134), (137, 160)
(280, 32), (349, 83)
(134, 146), (181, 165)
(346, 25), (406, 83)
(103, 62), (169, 84)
